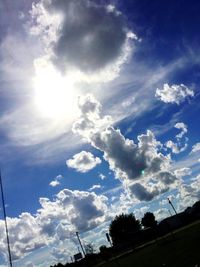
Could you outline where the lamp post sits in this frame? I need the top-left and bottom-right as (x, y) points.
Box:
(76, 232), (86, 257)
(167, 198), (178, 216)
(0, 170), (13, 267)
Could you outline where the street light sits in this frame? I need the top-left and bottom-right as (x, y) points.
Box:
(167, 198), (178, 216)
(0, 170), (13, 267)
(76, 232), (86, 257)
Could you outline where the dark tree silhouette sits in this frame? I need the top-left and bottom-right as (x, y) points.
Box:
(84, 242), (96, 255)
(141, 212), (157, 228)
(109, 213), (141, 246)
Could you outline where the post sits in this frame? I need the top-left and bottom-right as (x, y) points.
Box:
(167, 198), (178, 215)
(0, 170), (13, 267)
(106, 232), (112, 247)
(76, 232), (86, 257)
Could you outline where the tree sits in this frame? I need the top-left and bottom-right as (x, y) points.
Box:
(141, 212), (157, 229)
(84, 242), (96, 255)
(109, 213), (141, 246)
(99, 245), (107, 253)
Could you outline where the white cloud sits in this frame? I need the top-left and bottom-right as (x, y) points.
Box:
(49, 174), (63, 187)
(178, 175), (200, 209)
(40, 189), (108, 233)
(165, 122), (188, 154)
(154, 208), (169, 221)
(174, 122), (187, 139)
(165, 140), (188, 154)
(155, 83), (194, 104)
(66, 151), (101, 173)
(190, 142), (200, 154)
(0, 188), (108, 262)
(134, 206), (149, 219)
(72, 94), (112, 140)
(50, 247), (70, 263)
(25, 262), (36, 267)
(99, 173), (106, 180)
(49, 180), (60, 187)
(0, 213), (45, 261)
(174, 167), (192, 178)
(89, 184), (102, 191)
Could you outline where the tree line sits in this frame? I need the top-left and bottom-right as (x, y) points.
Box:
(50, 199), (200, 267)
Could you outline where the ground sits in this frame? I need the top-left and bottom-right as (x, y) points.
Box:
(99, 220), (200, 267)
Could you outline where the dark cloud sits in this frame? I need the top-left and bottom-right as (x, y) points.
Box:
(73, 95), (179, 201)
(33, 0), (133, 74)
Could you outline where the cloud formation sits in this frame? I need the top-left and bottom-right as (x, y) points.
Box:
(190, 142), (200, 154)
(66, 151), (101, 173)
(129, 171), (177, 201)
(89, 184), (102, 191)
(30, 0), (136, 79)
(73, 95), (178, 201)
(165, 122), (188, 154)
(174, 167), (191, 178)
(155, 83), (194, 104)
(175, 122), (187, 139)
(178, 174), (200, 209)
(0, 189), (108, 261)
(49, 175), (63, 187)
(165, 140), (188, 154)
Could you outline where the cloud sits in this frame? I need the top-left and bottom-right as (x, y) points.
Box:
(25, 262), (36, 267)
(0, 213), (45, 261)
(41, 189), (108, 232)
(49, 180), (60, 187)
(174, 167), (191, 178)
(154, 208), (169, 221)
(0, 188), (108, 262)
(174, 122), (187, 139)
(134, 206), (149, 219)
(66, 151), (101, 173)
(29, 0), (136, 80)
(49, 174), (63, 187)
(190, 142), (200, 154)
(72, 94), (112, 140)
(129, 171), (178, 202)
(50, 247), (70, 263)
(89, 184), (102, 191)
(165, 122), (188, 154)
(73, 95), (179, 201)
(91, 128), (169, 182)
(99, 173), (106, 180)
(165, 140), (188, 154)
(155, 83), (194, 104)
(178, 175), (200, 209)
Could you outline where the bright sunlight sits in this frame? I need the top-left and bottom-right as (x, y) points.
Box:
(33, 58), (78, 120)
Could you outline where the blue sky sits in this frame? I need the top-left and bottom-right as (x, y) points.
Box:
(0, 0), (200, 266)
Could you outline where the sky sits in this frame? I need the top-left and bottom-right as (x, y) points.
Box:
(0, 0), (200, 266)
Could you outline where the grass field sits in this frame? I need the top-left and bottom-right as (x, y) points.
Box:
(99, 220), (200, 267)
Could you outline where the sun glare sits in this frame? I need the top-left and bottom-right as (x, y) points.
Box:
(33, 59), (78, 120)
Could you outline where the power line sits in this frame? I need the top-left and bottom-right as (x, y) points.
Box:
(0, 170), (13, 267)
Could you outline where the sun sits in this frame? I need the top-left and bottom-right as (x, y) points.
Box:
(33, 58), (78, 121)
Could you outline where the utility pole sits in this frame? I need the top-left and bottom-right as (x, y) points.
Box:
(76, 232), (86, 257)
(0, 170), (13, 267)
(106, 232), (112, 247)
(167, 198), (178, 216)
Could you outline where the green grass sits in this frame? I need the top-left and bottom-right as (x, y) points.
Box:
(99, 220), (200, 267)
